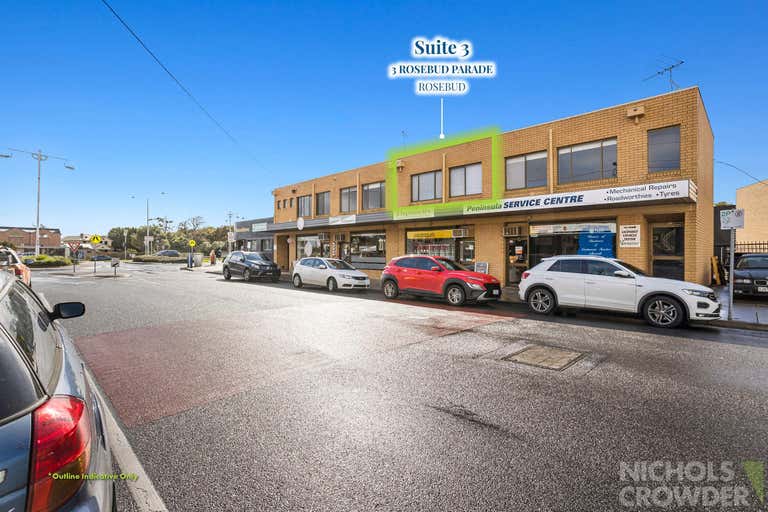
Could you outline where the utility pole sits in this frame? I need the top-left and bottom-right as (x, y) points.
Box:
(6, 148), (75, 256)
(226, 211), (235, 253)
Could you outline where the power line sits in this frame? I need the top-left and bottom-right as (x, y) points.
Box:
(715, 159), (768, 188)
(98, 0), (256, 159)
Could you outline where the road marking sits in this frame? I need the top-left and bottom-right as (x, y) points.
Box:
(85, 370), (168, 512)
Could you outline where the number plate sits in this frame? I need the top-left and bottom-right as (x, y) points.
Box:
(758, 287), (768, 293)
(492, 289), (500, 295)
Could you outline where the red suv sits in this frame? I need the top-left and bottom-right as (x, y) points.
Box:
(381, 255), (501, 306)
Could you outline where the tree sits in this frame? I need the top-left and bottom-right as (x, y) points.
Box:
(188, 216), (205, 231)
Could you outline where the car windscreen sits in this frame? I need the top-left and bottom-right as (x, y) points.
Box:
(736, 256), (768, 269)
(615, 260), (647, 276)
(326, 259), (354, 270)
(245, 252), (270, 262)
(435, 258), (466, 271)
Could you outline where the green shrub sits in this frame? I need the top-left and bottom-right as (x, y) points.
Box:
(27, 255), (72, 267)
(132, 255), (188, 263)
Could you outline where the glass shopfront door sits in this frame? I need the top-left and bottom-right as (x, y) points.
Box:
(506, 237), (528, 285)
(651, 223), (684, 280)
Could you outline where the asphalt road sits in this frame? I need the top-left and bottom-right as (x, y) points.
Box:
(33, 263), (768, 511)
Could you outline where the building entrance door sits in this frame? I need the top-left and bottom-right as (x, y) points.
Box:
(651, 222), (685, 280)
(506, 237), (529, 285)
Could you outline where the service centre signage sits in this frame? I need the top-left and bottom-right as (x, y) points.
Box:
(463, 180), (693, 216)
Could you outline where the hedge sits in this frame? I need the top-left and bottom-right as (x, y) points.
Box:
(26, 255), (72, 268)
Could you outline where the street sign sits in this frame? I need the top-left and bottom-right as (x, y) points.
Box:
(227, 232), (235, 243)
(145, 235), (155, 242)
(720, 209), (744, 230)
(188, 240), (196, 248)
(66, 241), (81, 253)
(89, 235), (102, 244)
(111, 258), (120, 268)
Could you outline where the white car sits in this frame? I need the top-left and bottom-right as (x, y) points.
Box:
(518, 255), (720, 328)
(292, 257), (371, 292)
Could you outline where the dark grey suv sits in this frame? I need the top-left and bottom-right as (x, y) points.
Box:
(0, 271), (115, 511)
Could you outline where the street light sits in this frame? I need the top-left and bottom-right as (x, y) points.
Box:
(5, 148), (75, 256)
(130, 192), (166, 254)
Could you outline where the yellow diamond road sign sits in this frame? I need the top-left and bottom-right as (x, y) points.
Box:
(90, 235), (102, 244)
(188, 240), (196, 247)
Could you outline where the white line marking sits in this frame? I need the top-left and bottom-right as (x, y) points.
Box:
(85, 370), (168, 512)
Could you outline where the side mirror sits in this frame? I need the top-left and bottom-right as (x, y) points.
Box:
(50, 302), (85, 320)
(614, 270), (633, 278)
(318, 264), (327, 269)
(430, 266), (442, 272)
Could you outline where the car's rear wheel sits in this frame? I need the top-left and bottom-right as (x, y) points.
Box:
(292, 274), (303, 288)
(223, 267), (231, 280)
(528, 287), (555, 315)
(445, 284), (466, 306)
(327, 277), (337, 292)
(643, 296), (685, 328)
(243, 268), (251, 281)
(383, 280), (399, 299)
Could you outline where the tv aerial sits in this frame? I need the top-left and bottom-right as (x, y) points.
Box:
(643, 59), (684, 91)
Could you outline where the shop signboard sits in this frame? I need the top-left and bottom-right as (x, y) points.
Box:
(530, 223), (616, 236)
(619, 225), (641, 248)
(577, 232), (615, 258)
(463, 180), (692, 216)
(407, 229), (456, 239)
(251, 223), (268, 232)
(329, 214), (357, 226)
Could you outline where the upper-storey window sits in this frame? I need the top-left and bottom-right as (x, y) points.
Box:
(648, 126), (680, 172)
(411, 170), (442, 202)
(362, 181), (385, 210)
(316, 191), (330, 216)
(558, 138), (617, 184)
(276, 199), (281, 210)
(449, 163), (482, 197)
(290, 198), (293, 208)
(297, 195), (311, 217)
(340, 186), (357, 213)
(506, 151), (547, 190)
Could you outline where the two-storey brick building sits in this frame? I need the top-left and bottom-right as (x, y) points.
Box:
(265, 87), (713, 287)
(0, 226), (62, 254)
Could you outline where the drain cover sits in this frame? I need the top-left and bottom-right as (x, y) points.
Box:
(503, 344), (584, 371)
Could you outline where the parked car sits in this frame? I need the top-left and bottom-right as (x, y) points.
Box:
(732, 254), (768, 298)
(292, 257), (371, 291)
(223, 251), (280, 282)
(156, 250), (180, 257)
(381, 255), (501, 306)
(0, 270), (115, 511)
(0, 246), (31, 286)
(518, 255), (720, 328)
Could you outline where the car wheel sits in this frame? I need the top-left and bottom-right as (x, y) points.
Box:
(243, 269), (251, 281)
(293, 274), (303, 288)
(223, 267), (231, 280)
(445, 284), (466, 306)
(528, 287), (555, 315)
(327, 277), (337, 292)
(643, 296), (685, 328)
(383, 280), (399, 299)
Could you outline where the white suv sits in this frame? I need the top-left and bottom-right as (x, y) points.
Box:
(518, 255), (720, 328)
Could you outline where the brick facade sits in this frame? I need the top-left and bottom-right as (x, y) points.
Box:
(736, 182), (768, 243)
(269, 87), (714, 285)
(0, 226), (62, 253)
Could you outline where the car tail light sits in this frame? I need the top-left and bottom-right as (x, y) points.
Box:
(14, 266), (24, 277)
(522, 271), (530, 280)
(28, 396), (91, 512)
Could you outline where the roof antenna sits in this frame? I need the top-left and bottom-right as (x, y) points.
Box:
(643, 59), (684, 91)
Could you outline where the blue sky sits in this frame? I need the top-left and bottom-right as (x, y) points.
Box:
(1, 0), (766, 235)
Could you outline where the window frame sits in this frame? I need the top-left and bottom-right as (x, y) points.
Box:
(361, 181), (386, 210)
(315, 191), (330, 216)
(340, 186), (357, 213)
(411, 170), (443, 202)
(647, 125), (681, 173)
(557, 137), (617, 184)
(449, 162), (483, 197)
(505, 151), (548, 190)
(297, 195), (312, 217)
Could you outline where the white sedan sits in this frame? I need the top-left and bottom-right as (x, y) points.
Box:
(518, 255), (721, 328)
(292, 257), (371, 292)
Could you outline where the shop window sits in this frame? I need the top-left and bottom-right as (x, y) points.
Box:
(296, 235), (329, 260)
(449, 163), (482, 197)
(350, 232), (386, 269)
(362, 182), (385, 210)
(411, 170), (442, 202)
(297, 195), (311, 217)
(529, 223), (616, 267)
(506, 151), (547, 189)
(316, 191), (330, 216)
(558, 138), (617, 184)
(648, 126), (680, 172)
(406, 228), (475, 266)
(340, 186), (357, 213)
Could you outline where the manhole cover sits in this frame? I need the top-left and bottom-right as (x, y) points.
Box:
(503, 344), (584, 371)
